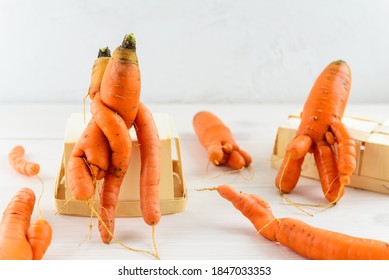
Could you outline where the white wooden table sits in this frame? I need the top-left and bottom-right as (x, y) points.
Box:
(0, 103), (388, 260)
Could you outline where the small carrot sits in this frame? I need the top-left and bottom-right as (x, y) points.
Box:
(8, 145), (40, 176)
(0, 188), (52, 260)
(204, 185), (389, 260)
(87, 47), (111, 100)
(193, 111), (252, 170)
(275, 60), (357, 203)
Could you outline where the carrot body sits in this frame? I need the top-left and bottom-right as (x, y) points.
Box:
(213, 185), (389, 260)
(193, 111), (252, 169)
(8, 145), (40, 176)
(134, 103), (161, 226)
(275, 60), (356, 202)
(0, 188), (52, 260)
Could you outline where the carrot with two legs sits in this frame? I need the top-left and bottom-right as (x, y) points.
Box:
(276, 60), (357, 203)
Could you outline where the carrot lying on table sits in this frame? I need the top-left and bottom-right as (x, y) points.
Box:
(203, 185), (389, 260)
(193, 111), (252, 170)
(8, 145), (40, 176)
(0, 188), (52, 260)
(275, 60), (357, 203)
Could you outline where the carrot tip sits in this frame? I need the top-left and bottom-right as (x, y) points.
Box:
(121, 33), (136, 50)
(98, 47), (111, 58)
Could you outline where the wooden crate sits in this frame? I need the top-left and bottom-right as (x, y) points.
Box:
(54, 112), (187, 216)
(271, 112), (389, 195)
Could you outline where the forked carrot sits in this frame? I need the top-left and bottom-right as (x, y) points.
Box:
(275, 60), (357, 203)
(0, 188), (52, 260)
(68, 33), (161, 246)
(8, 145), (40, 176)
(203, 185), (389, 260)
(193, 111), (252, 170)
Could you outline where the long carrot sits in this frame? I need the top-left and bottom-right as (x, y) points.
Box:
(134, 102), (161, 227)
(193, 111), (252, 170)
(204, 185), (389, 260)
(8, 145), (40, 176)
(275, 60), (357, 203)
(0, 188), (52, 260)
(68, 33), (160, 245)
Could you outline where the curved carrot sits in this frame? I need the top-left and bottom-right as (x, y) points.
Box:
(91, 92), (132, 243)
(208, 185), (389, 260)
(193, 111), (252, 169)
(68, 33), (146, 244)
(134, 102), (161, 226)
(275, 60), (356, 203)
(0, 188), (52, 260)
(8, 145), (40, 176)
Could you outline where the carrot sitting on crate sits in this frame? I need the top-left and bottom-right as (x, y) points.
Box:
(193, 111), (252, 170)
(200, 185), (389, 260)
(275, 60), (357, 204)
(67, 33), (161, 248)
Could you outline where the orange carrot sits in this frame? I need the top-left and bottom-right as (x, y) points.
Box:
(0, 188), (52, 260)
(87, 47), (111, 100)
(8, 145), (40, 176)
(27, 218), (53, 260)
(193, 111), (252, 170)
(134, 102), (161, 227)
(206, 185), (389, 260)
(67, 33), (156, 244)
(275, 60), (357, 203)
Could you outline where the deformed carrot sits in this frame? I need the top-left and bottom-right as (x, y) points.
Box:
(0, 188), (52, 260)
(275, 60), (357, 203)
(134, 102), (161, 227)
(193, 111), (252, 170)
(204, 185), (389, 260)
(8, 145), (40, 176)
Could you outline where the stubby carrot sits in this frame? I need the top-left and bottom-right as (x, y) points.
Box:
(193, 111), (252, 170)
(206, 185), (389, 260)
(8, 145), (40, 176)
(275, 60), (357, 203)
(0, 188), (52, 260)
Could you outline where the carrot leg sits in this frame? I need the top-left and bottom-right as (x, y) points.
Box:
(330, 122), (357, 185)
(134, 103), (161, 226)
(275, 155), (305, 193)
(91, 93), (132, 244)
(27, 218), (52, 260)
(313, 140), (343, 202)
